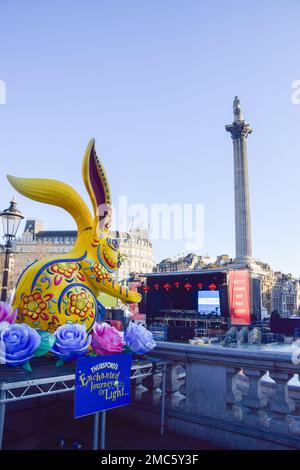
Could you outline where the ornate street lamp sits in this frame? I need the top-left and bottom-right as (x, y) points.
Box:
(0, 198), (24, 301)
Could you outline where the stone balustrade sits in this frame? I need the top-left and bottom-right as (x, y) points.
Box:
(125, 343), (300, 449)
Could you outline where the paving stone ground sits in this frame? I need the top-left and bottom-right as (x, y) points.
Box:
(2, 395), (222, 450)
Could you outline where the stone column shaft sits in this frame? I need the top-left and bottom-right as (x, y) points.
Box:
(233, 136), (252, 259)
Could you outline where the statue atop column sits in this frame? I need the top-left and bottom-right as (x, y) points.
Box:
(226, 96), (252, 139)
(233, 96), (244, 122)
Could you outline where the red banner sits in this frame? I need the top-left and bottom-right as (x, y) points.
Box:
(127, 281), (145, 321)
(229, 270), (251, 325)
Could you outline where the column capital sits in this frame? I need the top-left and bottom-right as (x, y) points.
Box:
(225, 121), (252, 140)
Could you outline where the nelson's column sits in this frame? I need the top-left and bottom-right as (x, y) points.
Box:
(226, 96), (253, 263)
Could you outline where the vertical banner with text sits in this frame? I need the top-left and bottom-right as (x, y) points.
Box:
(128, 281), (145, 321)
(229, 269), (251, 325)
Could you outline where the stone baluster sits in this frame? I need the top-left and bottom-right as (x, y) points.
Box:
(293, 372), (300, 405)
(177, 366), (186, 410)
(291, 375), (300, 415)
(289, 373), (300, 436)
(268, 371), (295, 433)
(241, 369), (269, 428)
(131, 376), (147, 402)
(140, 373), (162, 406)
(130, 377), (138, 402)
(225, 367), (243, 421)
(165, 363), (186, 409)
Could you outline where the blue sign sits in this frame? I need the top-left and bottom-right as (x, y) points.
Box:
(74, 353), (132, 418)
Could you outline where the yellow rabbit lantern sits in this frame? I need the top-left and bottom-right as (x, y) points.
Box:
(7, 139), (141, 334)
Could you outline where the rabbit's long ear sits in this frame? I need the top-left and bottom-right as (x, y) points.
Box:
(82, 139), (112, 231)
(7, 176), (93, 234)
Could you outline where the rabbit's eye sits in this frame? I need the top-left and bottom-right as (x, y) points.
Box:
(107, 238), (119, 251)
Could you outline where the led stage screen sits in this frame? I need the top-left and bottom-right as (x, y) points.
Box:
(198, 290), (220, 315)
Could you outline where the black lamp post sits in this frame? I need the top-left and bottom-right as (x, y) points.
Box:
(0, 198), (24, 302)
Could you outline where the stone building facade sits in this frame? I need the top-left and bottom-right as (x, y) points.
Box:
(154, 253), (232, 273)
(253, 261), (300, 317)
(0, 218), (154, 298)
(271, 272), (300, 317)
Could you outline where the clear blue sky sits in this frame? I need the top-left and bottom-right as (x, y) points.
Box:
(1, 0), (300, 275)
